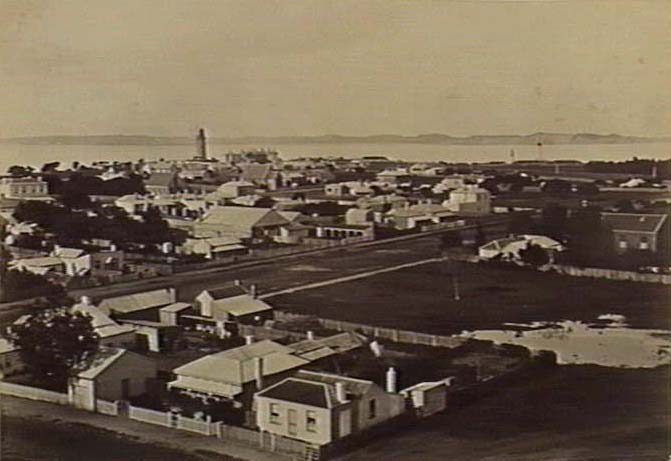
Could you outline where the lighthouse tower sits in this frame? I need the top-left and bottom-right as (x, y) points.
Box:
(196, 128), (208, 160)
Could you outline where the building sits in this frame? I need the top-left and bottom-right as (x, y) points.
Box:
(68, 347), (157, 411)
(255, 369), (405, 446)
(345, 208), (375, 226)
(400, 377), (455, 418)
(72, 298), (137, 349)
(183, 237), (248, 260)
(0, 177), (49, 199)
(0, 338), (24, 378)
(443, 186), (492, 216)
(194, 206), (290, 242)
(169, 340), (310, 410)
(50, 246), (90, 276)
(144, 172), (184, 195)
(286, 332), (367, 364)
(376, 170), (411, 186)
(215, 181), (257, 199)
(386, 203), (455, 230)
(478, 235), (565, 261)
(98, 288), (177, 319)
(601, 213), (669, 255)
(194, 285), (273, 329)
(9, 256), (65, 276)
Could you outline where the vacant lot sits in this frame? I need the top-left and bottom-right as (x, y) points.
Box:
(271, 261), (670, 334)
(336, 365), (670, 461)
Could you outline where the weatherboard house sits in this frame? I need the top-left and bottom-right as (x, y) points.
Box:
(601, 212), (669, 256)
(255, 369), (406, 446)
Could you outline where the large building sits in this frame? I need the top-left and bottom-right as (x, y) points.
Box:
(0, 177), (49, 199)
(443, 185), (491, 216)
(194, 206), (290, 242)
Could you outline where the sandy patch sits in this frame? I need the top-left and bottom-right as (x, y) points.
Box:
(461, 320), (671, 368)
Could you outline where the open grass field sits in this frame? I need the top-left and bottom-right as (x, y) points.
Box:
(271, 260), (670, 334)
(336, 365), (670, 461)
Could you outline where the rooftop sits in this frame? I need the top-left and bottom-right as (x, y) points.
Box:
(601, 212), (668, 234)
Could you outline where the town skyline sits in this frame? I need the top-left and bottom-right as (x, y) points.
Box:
(2, 1), (670, 139)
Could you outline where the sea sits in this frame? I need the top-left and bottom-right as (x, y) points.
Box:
(0, 142), (669, 173)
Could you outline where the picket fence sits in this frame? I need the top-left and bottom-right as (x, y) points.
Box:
(546, 264), (671, 285)
(127, 405), (309, 456)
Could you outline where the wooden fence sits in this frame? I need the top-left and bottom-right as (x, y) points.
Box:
(0, 381), (69, 405)
(128, 405), (172, 427)
(545, 264), (671, 285)
(238, 323), (310, 343)
(317, 318), (465, 348)
(95, 399), (119, 416)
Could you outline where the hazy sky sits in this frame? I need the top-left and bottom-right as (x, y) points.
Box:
(1, 0), (669, 138)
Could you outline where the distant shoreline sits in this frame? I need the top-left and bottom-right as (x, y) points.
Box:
(2, 132), (670, 147)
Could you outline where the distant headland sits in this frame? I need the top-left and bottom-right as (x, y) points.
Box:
(1, 132), (670, 146)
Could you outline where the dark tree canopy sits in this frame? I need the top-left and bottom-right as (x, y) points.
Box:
(7, 165), (34, 177)
(6, 308), (99, 385)
(519, 243), (551, 267)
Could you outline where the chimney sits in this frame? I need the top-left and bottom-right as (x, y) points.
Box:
(234, 279), (241, 286)
(245, 335), (254, 345)
(306, 330), (315, 341)
(80, 296), (91, 306)
(386, 367), (397, 393)
(249, 284), (257, 298)
(369, 340), (382, 357)
(335, 382), (347, 403)
(253, 357), (264, 390)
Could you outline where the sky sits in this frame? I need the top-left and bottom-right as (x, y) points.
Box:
(1, 0), (670, 138)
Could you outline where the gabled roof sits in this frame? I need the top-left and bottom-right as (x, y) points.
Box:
(98, 288), (176, 314)
(288, 332), (366, 359)
(198, 206), (289, 230)
(71, 303), (135, 338)
(212, 296), (273, 318)
(173, 340), (308, 385)
(75, 347), (127, 380)
(601, 213), (668, 234)
(240, 163), (273, 182)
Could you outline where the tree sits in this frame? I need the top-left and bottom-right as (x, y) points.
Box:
(519, 243), (550, 267)
(5, 307), (99, 386)
(566, 205), (614, 267)
(7, 165), (34, 177)
(538, 203), (568, 241)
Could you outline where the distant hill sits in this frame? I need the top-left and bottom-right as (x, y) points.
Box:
(2, 132), (669, 146)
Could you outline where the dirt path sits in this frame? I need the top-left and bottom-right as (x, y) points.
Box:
(0, 396), (287, 461)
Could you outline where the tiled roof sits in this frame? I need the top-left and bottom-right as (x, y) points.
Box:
(601, 213), (668, 234)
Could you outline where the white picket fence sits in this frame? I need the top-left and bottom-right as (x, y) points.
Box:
(128, 405), (172, 427)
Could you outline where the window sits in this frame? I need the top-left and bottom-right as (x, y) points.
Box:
(269, 403), (281, 424)
(368, 399), (377, 419)
(640, 236), (649, 250)
(306, 410), (317, 432)
(618, 238), (628, 250)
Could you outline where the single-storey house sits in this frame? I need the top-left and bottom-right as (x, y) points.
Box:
(194, 206), (290, 242)
(400, 377), (456, 418)
(255, 370), (406, 446)
(68, 347), (157, 411)
(98, 288), (177, 320)
(195, 285), (273, 328)
(169, 340), (310, 411)
(216, 180), (257, 199)
(601, 212), (669, 256)
(184, 237), (248, 260)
